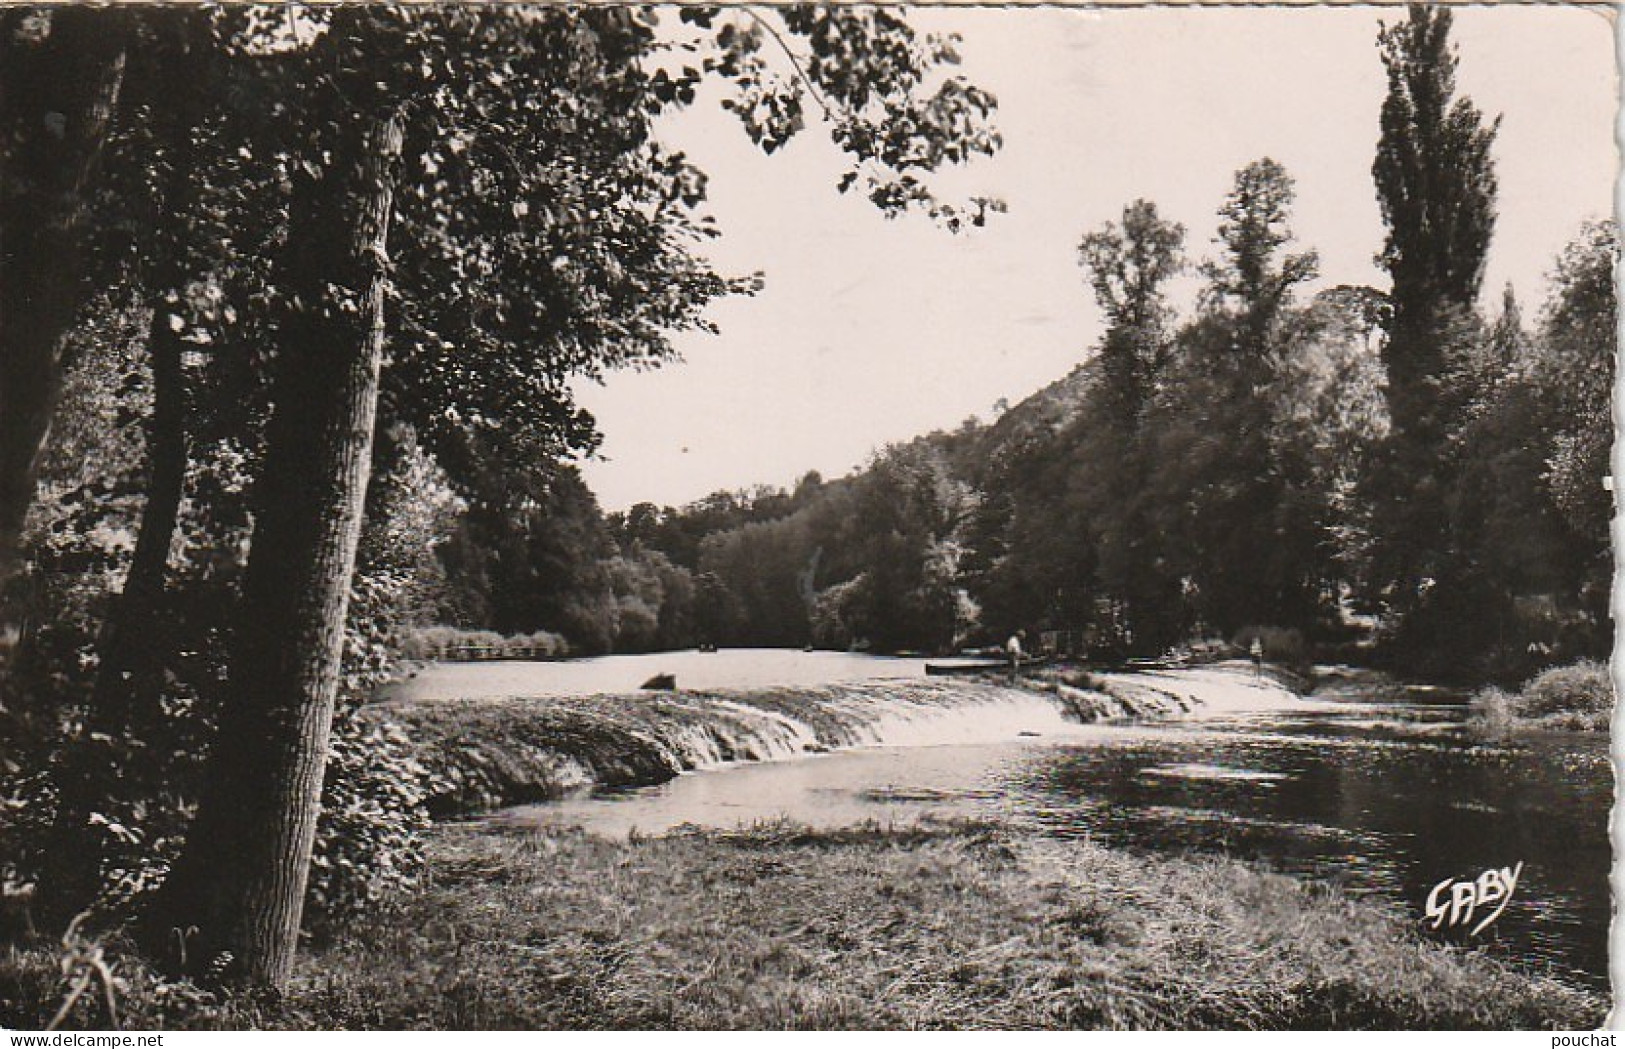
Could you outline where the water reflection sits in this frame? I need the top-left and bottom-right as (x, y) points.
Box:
(1017, 709), (1608, 985)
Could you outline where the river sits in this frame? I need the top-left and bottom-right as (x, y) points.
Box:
(383, 647), (951, 700)
(414, 651), (1611, 990)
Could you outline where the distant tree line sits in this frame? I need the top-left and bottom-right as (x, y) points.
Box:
(456, 7), (1612, 686)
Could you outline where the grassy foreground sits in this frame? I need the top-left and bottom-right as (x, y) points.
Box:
(3, 820), (1604, 1030)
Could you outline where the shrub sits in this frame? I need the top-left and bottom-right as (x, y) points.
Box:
(399, 625), (569, 661)
(517, 631), (568, 657)
(306, 715), (440, 936)
(1517, 660), (1614, 719)
(1468, 686), (1516, 733)
(1470, 661), (1612, 733)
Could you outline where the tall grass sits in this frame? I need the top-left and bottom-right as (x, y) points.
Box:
(1466, 686), (1515, 733)
(1, 822), (1602, 1030)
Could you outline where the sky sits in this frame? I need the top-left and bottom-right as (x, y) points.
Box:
(571, 5), (1619, 512)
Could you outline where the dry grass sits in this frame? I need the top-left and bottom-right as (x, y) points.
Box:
(4, 821), (1603, 1031)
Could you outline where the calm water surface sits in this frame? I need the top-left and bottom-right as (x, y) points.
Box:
(495, 691), (1612, 990)
(384, 648), (958, 700)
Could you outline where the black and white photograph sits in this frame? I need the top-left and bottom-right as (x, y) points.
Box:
(0, 1), (1616, 1034)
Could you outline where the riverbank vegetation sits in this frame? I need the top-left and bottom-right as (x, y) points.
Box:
(1470, 659), (1613, 733)
(2, 821), (1603, 1030)
(398, 625), (570, 662)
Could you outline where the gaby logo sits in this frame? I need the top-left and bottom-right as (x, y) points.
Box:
(1425, 862), (1524, 937)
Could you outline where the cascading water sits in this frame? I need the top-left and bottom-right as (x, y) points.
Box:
(677, 681), (1084, 767)
(374, 660), (1308, 817)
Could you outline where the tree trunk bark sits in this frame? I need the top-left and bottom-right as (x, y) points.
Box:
(148, 106), (405, 989)
(0, 9), (127, 611)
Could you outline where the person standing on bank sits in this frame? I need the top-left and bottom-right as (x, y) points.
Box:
(1250, 636), (1264, 677)
(1007, 629), (1026, 681)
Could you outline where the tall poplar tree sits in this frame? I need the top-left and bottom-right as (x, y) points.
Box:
(1367, 4), (1500, 647)
(1373, 4), (1499, 444)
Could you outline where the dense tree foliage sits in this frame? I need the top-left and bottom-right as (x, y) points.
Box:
(0, 3), (1003, 990)
(0, 10), (129, 608)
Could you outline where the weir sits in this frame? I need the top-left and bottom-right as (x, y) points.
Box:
(371, 661), (1306, 817)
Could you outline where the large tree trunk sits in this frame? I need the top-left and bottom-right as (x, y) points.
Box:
(0, 9), (127, 618)
(148, 106), (405, 989)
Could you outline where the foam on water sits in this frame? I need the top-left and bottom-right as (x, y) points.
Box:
(610, 662), (1316, 778)
(657, 683), (1090, 773)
